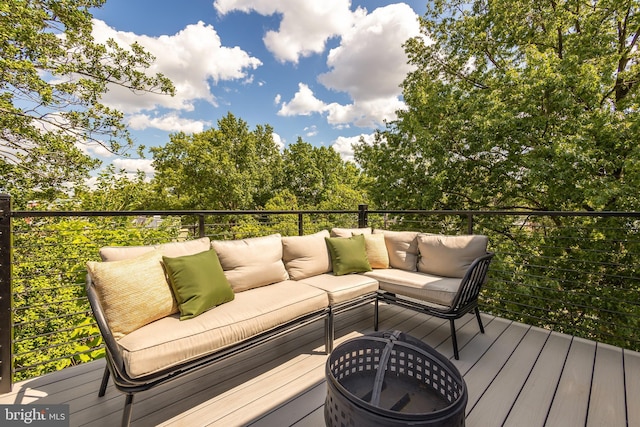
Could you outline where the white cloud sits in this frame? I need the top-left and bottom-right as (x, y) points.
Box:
(319, 4), (419, 101)
(331, 133), (376, 162)
(272, 132), (285, 151)
(128, 113), (209, 133)
(91, 19), (262, 114)
(112, 158), (155, 174)
(214, 0), (362, 63)
(275, 4), (420, 129)
(304, 125), (318, 137)
(278, 83), (328, 116)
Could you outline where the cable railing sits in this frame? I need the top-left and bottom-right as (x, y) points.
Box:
(1, 194), (639, 395)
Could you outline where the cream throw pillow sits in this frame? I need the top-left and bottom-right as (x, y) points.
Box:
(361, 233), (390, 269)
(417, 234), (489, 278)
(87, 250), (178, 339)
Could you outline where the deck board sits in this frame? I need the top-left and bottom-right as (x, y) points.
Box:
(587, 343), (627, 427)
(0, 303), (637, 427)
(502, 331), (572, 427)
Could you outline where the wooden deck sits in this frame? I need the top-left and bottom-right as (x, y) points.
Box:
(2, 303), (639, 427)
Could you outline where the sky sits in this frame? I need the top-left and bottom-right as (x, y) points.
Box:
(89, 0), (428, 177)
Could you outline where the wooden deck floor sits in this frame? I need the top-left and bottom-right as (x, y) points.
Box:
(2, 303), (639, 427)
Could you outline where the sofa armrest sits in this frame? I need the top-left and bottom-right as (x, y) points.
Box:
(85, 273), (127, 377)
(450, 252), (495, 311)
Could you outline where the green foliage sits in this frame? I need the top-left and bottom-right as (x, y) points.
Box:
(354, 1), (640, 350)
(281, 139), (370, 209)
(356, 0), (640, 212)
(0, 0), (174, 206)
(11, 215), (181, 381)
(150, 113), (283, 210)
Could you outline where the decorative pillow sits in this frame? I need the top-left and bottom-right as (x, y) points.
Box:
(330, 227), (372, 238)
(373, 229), (420, 271)
(325, 234), (372, 276)
(86, 250), (178, 339)
(417, 234), (489, 278)
(282, 230), (332, 280)
(162, 249), (234, 320)
(211, 234), (289, 292)
(361, 233), (390, 269)
(99, 237), (210, 262)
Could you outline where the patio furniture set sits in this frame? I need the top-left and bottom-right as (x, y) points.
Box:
(85, 227), (493, 426)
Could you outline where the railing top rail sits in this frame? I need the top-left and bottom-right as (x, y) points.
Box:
(6, 209), (360, 218)
(6, 208), (640, 219)
(366, 209), (640, 218)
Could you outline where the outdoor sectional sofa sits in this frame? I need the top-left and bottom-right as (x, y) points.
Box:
(85, 228), (494, 426)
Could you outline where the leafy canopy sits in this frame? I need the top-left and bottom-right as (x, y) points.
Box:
(355, 0), (640, 211)
(0, 0), (174, 205)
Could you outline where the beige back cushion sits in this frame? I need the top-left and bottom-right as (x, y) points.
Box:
(417, 234), (489, 278)
(99, 237), (211, 262)
(282, 230), (332, 280)
(373, 229), (420, 271)
(87, 250), (178, 339)
(211, 234), (289, 292)
(330, 227), (372, 237)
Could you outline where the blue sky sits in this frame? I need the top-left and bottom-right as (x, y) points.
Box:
(89, 0), (428, 176)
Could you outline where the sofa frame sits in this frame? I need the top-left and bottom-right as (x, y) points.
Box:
(86, 231), (494, 426)
(374, 252), (495, 359)
(86, 275), (377, 427)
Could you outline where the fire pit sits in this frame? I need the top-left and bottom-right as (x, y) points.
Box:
(325, 330), (467, 427)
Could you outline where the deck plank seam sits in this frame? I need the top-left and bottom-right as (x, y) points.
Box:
(465, 322), (531, 419)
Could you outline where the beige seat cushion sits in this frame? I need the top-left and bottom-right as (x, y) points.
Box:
(99, 237), (211, 261)
(299, 273), (379, 305)
(330, 227), (372, 237)
(282, 230), (332, 280)
(86, 250), (178, 338)
(365, 269), (461, 307)
(373, 230), (419, 271)
(211, 234), (289, 292)
(417, 234), (488, 278)
(116, 281), (329, 378)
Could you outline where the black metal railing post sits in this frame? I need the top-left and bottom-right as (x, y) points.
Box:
(0, 194), (13, 393)
(198, 215), (205, 238)
(467, 213), (474, 234)
(358, 204), (368, 229)
(298, 213), (304, 236)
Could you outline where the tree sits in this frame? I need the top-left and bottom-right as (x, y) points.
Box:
(355, 0), (640, 212)
(282, 139), (369, 209)
(353, 0), (640, 348)
(1, 0), (174, 206)
(150, 113), (283, 210)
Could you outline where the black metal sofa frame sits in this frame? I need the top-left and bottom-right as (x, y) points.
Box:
(374, 252), (495, 359)
(85, 275), (376, 427)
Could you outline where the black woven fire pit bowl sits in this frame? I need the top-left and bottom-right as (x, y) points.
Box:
(325, 330), (467, 427)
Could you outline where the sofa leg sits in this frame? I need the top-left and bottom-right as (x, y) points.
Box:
(450, 320), (460, 360)
(325, 311), (334, 353)
(475, 307), (485, 333)
(98, 365), (110, 397)
(374, 299), (379, 331)
(121, 393), (134, 427)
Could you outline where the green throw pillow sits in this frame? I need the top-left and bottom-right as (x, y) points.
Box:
(325, 234), (372, 276)
(162, 249), (234, 320)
